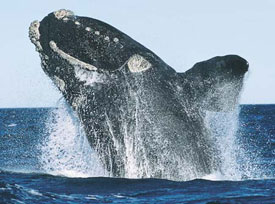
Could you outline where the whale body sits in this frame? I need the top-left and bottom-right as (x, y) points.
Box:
(29, 9), (248, 180)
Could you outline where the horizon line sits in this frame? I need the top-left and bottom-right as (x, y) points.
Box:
(0, 104), (274, 109)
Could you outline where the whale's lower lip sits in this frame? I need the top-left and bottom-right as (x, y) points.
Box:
(49, 41), (98, 71)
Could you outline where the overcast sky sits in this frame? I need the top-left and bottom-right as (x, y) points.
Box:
(0, 0), (274, 107)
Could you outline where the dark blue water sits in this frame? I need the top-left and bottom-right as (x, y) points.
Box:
(0, 105), (274, 203)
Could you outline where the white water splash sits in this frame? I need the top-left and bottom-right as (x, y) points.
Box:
(7, 123), (17, 127)
(38, 88), (260, 181)
(39, 102), (108, 178)
(74, 66), (106, 86)
(203, 107), (263, 181)
(204, 109), (242, 180)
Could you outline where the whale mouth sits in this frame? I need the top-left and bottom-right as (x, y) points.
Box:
(29, 12), (107, 90)
(29, 10), (100, 74)
(29, 9), (127, 73)
(48, 40), (98, 71)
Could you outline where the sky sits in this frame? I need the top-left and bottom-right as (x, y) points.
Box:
(0, 0), (274, 107)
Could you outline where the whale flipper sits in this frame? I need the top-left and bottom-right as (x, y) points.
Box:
(29, 10), (249, 180)
(179, 55), (248, 112)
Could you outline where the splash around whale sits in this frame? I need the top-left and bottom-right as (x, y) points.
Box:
(29, 9), (248, 180)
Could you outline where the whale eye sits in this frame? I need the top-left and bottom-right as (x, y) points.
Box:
(127, 54), (152, 73)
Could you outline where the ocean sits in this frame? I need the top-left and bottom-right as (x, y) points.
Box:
(0, 105), (274, 203)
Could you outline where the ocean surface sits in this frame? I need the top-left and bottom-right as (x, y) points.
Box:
(0, 105), (274, 203)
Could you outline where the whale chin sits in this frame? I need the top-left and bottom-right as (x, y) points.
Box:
(29, 9), (248, 180)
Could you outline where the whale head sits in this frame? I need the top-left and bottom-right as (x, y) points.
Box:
(29, 10), (165, 101)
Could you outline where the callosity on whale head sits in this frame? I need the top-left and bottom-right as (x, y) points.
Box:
(29, 9), (248, 180)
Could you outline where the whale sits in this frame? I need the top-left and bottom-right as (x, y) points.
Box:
(29, 9), (248, 180)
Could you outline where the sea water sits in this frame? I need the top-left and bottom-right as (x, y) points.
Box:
(0, 105), (274, 203)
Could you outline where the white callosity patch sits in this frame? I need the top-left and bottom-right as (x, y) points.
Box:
(39, 53), (49, 68)
(95, 31), (100, 35)
(63, 17), (69, 22)
(127, 54), (152, 73)
(54, 9), (74, 20)
(49, 41), (97, 71)
(104, 36), (110, 41)
(29, 21), (42, 51)
(74, 66), (106, 86)
(85, 27), (92, 32)
(75, 21), (80, 26)
(113, 37), (119, 43)
(53, 76), (66, 92)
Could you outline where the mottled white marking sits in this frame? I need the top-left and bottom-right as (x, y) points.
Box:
(29, 21), (42, 51)
(85, 27), (92, 32)
(72, 95), (86, 110)
(49, 41), (97, 71)
(127, 54), (152, 73)
(63, 17), (69, 22)
(29, 21), (40, 39)
(104, 36), (110, 41)
(41, 57), (47, 66)
(39, 53), (49, 63)
(95, 31), (100, 35)
(75, 21), (80, 25)
(113, 37), (119, 43)
(53, 76), (66, 92)
(74, 66), (106, 86)
(54, 9), (74, 20)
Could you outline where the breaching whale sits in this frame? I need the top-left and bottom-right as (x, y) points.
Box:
(29, 9), (248, 180)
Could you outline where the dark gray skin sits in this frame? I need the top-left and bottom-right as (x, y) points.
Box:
(29, 10), (248, 179)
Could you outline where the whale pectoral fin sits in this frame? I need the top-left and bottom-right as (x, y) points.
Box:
(180, 55), (248, 112)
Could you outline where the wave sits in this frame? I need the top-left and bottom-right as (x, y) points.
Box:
(38, 102), (108, 178)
